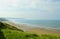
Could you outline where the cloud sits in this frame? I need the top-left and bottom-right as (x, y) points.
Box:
(0, 0), (59, 11)
(51, 0), (60, 2)
(0, 0), (60, 20)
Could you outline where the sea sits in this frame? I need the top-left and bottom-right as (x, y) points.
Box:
(8, 18), (60, 30)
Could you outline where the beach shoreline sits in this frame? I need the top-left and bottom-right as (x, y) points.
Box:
(17, 23), (60, 35)
(3, 21), (60, 35)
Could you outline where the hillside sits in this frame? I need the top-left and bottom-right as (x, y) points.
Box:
(0, 22), (60, 39)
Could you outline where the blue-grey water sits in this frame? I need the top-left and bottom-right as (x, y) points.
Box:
(8, 18), (60, 29)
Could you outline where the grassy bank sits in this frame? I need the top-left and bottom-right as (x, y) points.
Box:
(0, 22), (60, 39)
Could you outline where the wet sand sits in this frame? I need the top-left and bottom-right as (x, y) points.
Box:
(26, 28), (60, 35)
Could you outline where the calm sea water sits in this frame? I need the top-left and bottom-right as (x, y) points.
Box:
(8, 18), (60, 29)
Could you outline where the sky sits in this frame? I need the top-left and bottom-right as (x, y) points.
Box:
(0, 0), (60, 20)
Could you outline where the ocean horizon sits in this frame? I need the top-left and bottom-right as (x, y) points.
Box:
(8, 18), (60, 30)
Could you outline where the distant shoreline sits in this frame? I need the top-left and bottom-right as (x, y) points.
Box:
(8, 19), (60, 30)
(3, 21), (60, 35)
(13, 23), (60, 35)
(16, 22), (60, 30)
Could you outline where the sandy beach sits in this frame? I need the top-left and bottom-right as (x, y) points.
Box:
(26, 28), (60, 35)
(3, 21), (60, 35)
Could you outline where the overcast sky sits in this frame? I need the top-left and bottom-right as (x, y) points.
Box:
(0, 0), (60, 20)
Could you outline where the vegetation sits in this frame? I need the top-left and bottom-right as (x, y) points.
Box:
(0, 22), (60, 39)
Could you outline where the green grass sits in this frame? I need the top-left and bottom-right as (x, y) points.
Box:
(0, 22), (60, 39)
(2, 29), (60, 39)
